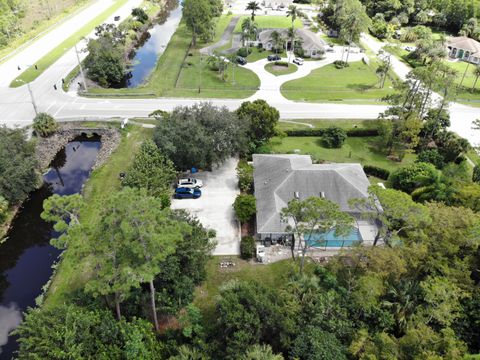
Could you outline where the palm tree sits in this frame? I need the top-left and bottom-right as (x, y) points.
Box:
(472, 65), (480, 91)
(286, 5), (302, 62)
(227, 53), (237, 85)
(270, 30), (283, 55)
(245, 1), (261, 21)
(241, 18), (258, 46)
(338, 0), (371, 63)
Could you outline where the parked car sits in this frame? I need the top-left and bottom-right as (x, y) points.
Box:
(114, 16), (121, 21)
(293, 57), (304, 65)
(177, 178), (203, 189)
(236, 56), (247, 65)
(174, 187), (202, 199)
(326, 46), (335, 52)
(267, 54), (281, 61)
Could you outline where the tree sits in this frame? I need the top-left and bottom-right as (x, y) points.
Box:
(234, 194), (256, 223)
(286, 5), (302, 61)
(236, 99), (280, 151)
(350, 185), (431, 246)
(389, 162), (439, 194)
(14, 305), (161, 359)
(240, 236), (256, 260)
(290, 326), (347, 360)
(184, 0), (215, 46)
(246, 1), (261, 21)
(337, 0), (371, 62)
(122, 139), (177, 205)
(32, 112), (58, 137)
(473, 165), (480, 183)
(0, 195), (8, 223)
(132, 7), (148, 24)
(153, 103), (248, 171)
(237, 160), (254, 193)
(270, 30), (284, 55)
(241, 344), (284, 360)
(472, 65), (480, 91)
(84, 24), (127, 87)
(241, 18), (257, 46)
(322, 127), (347, 148)
(0, 126), (38, 204)
(281, 197), (355, 273)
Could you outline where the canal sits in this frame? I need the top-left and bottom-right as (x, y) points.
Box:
(0, 135), (102, 359)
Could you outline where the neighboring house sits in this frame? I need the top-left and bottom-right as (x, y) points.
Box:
(447, 36), (480, 64)
(263, 0), (293, 8)
(253, 28), (325, 58)
(253, 154), (379, 249)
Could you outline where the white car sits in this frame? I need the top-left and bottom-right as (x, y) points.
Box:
(293, 57), (304, 65)
(177, 178), (203, 189)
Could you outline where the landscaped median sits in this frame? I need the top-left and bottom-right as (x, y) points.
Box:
(265, 61), (297, 76)
(10, 0), (130, 88)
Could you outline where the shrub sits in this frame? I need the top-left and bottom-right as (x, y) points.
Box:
(32, 113), (58, 137)
(233, 194), (256, 223)
(322, 127), (347, 148)
(240, 236), (256, 259)
(0, 196), (8, 223)
(389, 162), (438, 194)
(333, 60), (349, 69)
(473, 165), (480, 183)
(416, 149), (445, 169)
(237, 160), (254, 193)
(363, 165), (390, 180)
(237, 47), (252, 57)
(274, 61), (289, 67)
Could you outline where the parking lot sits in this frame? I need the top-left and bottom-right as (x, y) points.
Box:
(171, 158), (241, 255)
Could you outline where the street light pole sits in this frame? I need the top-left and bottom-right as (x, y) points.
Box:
(74, 43), (88, 91)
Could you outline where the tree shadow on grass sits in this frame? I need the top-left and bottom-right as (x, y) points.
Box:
(346, 83), (376, 93)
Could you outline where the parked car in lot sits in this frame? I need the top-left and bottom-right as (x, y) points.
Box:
(236, 56), (247, 65)
(267, 54), (281, 61)
(174, 187), (202, 199)
(293, 57), (304, 65)
(177, 178), (203, 189)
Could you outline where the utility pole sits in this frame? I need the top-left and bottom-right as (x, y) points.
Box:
(27, 82), (38, 116)
(74, 43), (88, 92)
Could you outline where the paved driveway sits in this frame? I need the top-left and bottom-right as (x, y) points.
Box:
(171, 158), (241, 255)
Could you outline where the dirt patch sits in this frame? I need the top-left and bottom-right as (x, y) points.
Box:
(271, 65), (290, 71)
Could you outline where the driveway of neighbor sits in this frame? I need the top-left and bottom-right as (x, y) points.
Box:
(171, 158), (241, 256)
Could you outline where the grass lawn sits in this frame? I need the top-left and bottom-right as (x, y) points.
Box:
(277, 119), (378, 131)
(268, 136), (416, 171)
(265, 62), (297, 75)
(0, 0), (94, 62)
(245, 47), (287, 62)
(193, 257), (295, 320)
(233, 15), (302, 32)
(281, 61), (396, 103)
(87, 20), (260, 99)
(10, 0), (130, 87)
(44, 124), (153, 308)
(319, 33), (344, 46)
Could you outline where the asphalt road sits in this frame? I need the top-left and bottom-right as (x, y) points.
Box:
(0, 5), (478, 148)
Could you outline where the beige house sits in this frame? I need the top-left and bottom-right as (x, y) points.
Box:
(447, 36), (480, 64)
(263, 0), (293, 8)
(253, 28), (325, 58)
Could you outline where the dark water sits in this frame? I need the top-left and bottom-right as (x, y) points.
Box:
(127, 0), (182, 88)
(0, 135), (101, 359)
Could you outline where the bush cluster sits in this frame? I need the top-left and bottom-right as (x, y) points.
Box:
(240, 236), (256, 260)
(363, 165), (391, 180)
(237, 47), (252, 57)
(333, 60), (349, 69)
(322, 127), (347, 148)
(285, 128), (379, 137)
(274, 61), (289, 67)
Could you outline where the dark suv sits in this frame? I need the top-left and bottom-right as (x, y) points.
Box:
(236, 56), (247, 65)
(267, 54), (281, 61)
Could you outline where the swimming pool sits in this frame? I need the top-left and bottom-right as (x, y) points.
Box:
(305, 228), (363, 248)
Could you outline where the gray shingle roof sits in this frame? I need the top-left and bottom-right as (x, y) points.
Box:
(447, 36), (480, 54)
(253, 154), (371, 234)
(258, 28), (325, 51)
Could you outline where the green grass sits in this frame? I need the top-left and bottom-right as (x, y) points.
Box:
(10, 0), (130, 87)
(88, 20), (260, 99)
(233, 15), (302, 32)
(265, 62), (297, 76)
(319, 33), (344, 46)
(277, 119), (378, 131)
(212, 14), (234, 44)
(193, 257), (295, 320)
(0, 0), (94, 62)
(281, 61), (396, 103)
(44, 124), (153, 308)
(268, 136), (416, 171)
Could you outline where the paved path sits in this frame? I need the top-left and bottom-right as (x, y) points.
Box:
(199, 16), (240, 55)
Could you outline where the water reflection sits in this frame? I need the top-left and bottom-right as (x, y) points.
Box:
(0, 136), (101, 359)
(127, 0), (182, 88)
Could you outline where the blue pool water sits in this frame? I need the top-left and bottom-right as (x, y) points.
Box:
(306, 228), (363, 248)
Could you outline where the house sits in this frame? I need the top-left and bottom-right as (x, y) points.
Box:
(255, 28), (325, 58)
(263, 0), (293, 9)
(253, 154), (379, 248)
(447, 36), (480, 64)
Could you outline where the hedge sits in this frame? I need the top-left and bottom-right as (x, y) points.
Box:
(285, 128), (379, 137)
(274, 61), (289, 67)
(363, 165), (390, 180)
